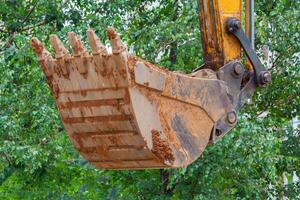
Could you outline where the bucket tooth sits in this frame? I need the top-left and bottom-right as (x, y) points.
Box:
(30, 38), (57, 96)
(107, 27), (126, 54)
(50, 35), (69, 58)
(31, 38), (47, 58)
(68, 32), (88, 56)
(50, 35), (70, 76)
(107, 28), (128, 80)
(30, 38), (54, 78)
(87, 29), (107, 54)
(87, 29), (108, 75)
(68, 32), (89, 74)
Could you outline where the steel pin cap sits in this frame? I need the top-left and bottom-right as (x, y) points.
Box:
(226, 18), (241, 33)
(259, 71), (272, 85)
(227, 111), (238, 125)
(233, 63), (244, 76)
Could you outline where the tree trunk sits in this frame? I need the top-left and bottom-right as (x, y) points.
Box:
(160, 169), (170, 194)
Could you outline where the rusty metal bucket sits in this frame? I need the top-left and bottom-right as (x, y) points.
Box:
(31, 28), (235, 169)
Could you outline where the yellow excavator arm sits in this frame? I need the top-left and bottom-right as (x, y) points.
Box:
(198, 0), (255, 71)
(198, 0), (242, 70)
(30, 0), (271, 169)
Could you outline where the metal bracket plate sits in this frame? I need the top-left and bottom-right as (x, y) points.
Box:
(226, 18), (272, 86)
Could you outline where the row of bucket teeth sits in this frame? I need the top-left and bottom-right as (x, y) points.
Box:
(30, 28), (127, 78)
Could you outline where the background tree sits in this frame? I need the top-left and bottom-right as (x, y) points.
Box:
(0, 0), (299, 199)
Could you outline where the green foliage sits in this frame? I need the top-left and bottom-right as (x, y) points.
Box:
(0, 0), (299, 199)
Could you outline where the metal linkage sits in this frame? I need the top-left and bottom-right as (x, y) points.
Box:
(226, 18), (272, 86)
(211, 17), (273, 142)
(211, 61), (245, 142)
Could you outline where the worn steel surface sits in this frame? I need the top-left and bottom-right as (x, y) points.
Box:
(198, 0), (242, 70)
(226, 18), (272, 86)
(31, 28), (238, 169)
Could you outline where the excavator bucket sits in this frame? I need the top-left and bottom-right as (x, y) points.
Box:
(30, 0), (272, 170)
(30, 28), (237, 169)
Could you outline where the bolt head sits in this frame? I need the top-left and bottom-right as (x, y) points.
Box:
(263, 73), (272, 83)
(227, 111), (237, 125)
(233, 63), (244, 76)
(259, 71), (272, 85)
(226, 18), (241, 33)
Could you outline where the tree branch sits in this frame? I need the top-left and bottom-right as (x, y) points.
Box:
(20, 20), (46, 31)
(22, 0), (39, 24)
(1, 152), (14, 167)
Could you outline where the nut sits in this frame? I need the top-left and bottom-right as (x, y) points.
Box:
(227, 111), (237, 125)
(259, 71), (272, 85)
(226, 18), (241, 33)
(233, 63), (244, 76)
